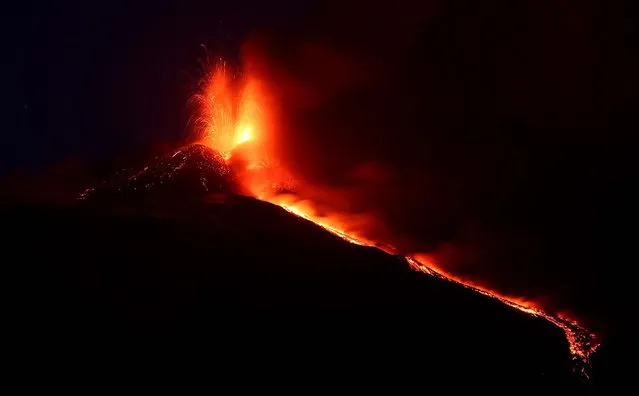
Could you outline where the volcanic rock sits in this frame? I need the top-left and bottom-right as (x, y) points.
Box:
(82, 143), (233, 207)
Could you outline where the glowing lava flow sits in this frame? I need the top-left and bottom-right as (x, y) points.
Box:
(404, 256), (600, 374)
(194, 61), (599, 375)
(278, 204), (369, 247)
(279, 201), (600, 375)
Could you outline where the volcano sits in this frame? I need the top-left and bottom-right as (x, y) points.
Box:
(4, 145), (599, 391)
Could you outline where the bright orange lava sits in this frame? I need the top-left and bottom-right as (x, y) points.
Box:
(194, 61), (599, 374)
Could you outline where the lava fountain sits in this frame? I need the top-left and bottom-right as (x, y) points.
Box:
(192, 60), (599, 374)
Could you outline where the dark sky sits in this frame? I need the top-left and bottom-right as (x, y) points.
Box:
(2, 0), (311, 170)
(3, 0), (635, 170)
(2, 0), (637, 335)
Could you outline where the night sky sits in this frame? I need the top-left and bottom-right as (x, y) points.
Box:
(2, 0), (310, 170)
(3, 0), (637, 337)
